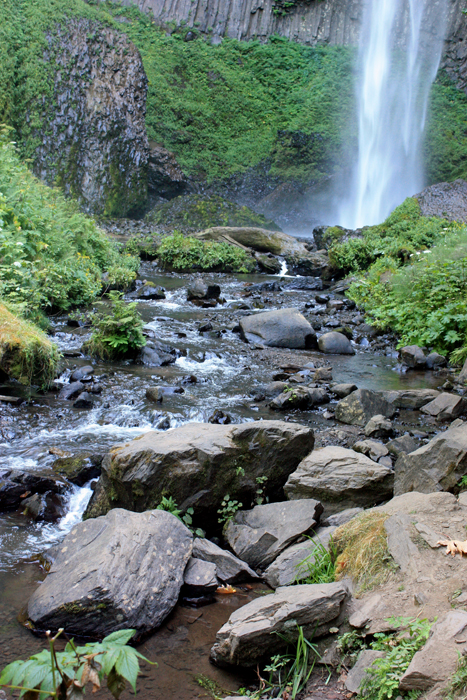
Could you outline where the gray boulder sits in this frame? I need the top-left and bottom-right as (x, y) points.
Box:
(318, 332), (355, 355)
(85, 420), (314, 532)
(353, 440), (389, 462)
(224, 499), (324, 570)
(192, 538), (259, 583)
(400, 345), (426, 368)
(330, 384), (358, 399)
(187, 279), (220, 301)
(140, 341), (177, 367)
(364, 415), (394, 439)
(270, 386), (329, 411)
(394, 423), (467, 496)
(145, 385), (184, 403)
(381, 389), (440, 410)
(264, 526), (335, 588)
(58, 381), (84, 400)
(415, 179), (467, 223)
(386, 434), (420, 457)
(335, 389), (396, 426)
(210, 582), (348, 667)
(284, 446), (394, 516)
(420, 393), (465, 421)
(182, 558), (218, 597)
(134, 284), (166, 300)
(70, 366), (94, 382)
(425, 352), (446, 369)
(27, 509), (193, 637)
(323, 508), (363, 527)
(239, 309), (317, 349)
(0, 469), (68, 511)
(345, 650), (385, 694)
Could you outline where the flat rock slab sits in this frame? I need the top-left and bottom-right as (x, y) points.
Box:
(345, 650), (385, 693)
(284, 446), (394, 516)
(400, 611), (467, 691)
(27, 509), (193, 637)
(225, 499), (323, 570)
(239, 308), (316, 349)
(85, 420), (314, 532)
(335, 389), (396, 426)
(381, 389), (440, 409)
(210, 582), (348, 667)
(192, 537), (259, 583)
(394, 423), (467, 496)
(183, 557), (218, 597)
(420, 393), (465, 421)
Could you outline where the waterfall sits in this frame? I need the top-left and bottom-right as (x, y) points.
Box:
(338, 0), (448, 229)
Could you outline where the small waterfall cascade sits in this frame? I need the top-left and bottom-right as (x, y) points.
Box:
(338, 0), (448, 228)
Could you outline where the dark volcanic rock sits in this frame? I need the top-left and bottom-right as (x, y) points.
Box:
(21, 492), (67, 522)
(147, 144), (188, 199)
(58, 382), (84, 400)
(27, 509), (193, 637)
(0, 469), (68, 511)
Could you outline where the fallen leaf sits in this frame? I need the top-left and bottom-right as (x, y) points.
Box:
(216, 584), (236, 595)
(437, 539), (459, 556)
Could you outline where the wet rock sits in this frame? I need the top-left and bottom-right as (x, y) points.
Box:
(70, 366), (94, 382)
(0, 469), (67, 511)
(353, 440), (389, 462)
(145, 386), (185, 403)
(381, 389), (440, 410)
(208, 409), (232, 424)
(85, 421), (315, 530)
(240, 308), (317, 349)
(314, 367), (333, 382)
(187, 279), (221, 301)
(155, 415), (171, 430)
(147, 144), (188, 199)
(52, 455), (102, 486)
(284, 446), (394, 516)
(210, 582), (348, 667)
(58, 381), (84, 400)
(425, 352), (447, 369)
(364, 415), (394, 439)
(318, 332), (355, 355)
(394, 423), (467, 496)
(224, 499), (323, 570)
(400, 345), (426, 368)
(134, 284), (166, 300)
(270, 386), (329, 411)
(386, 434), (420, 458)
(28, 509), (192, 637)
(345, 650), (386, 694)
(192, 538), (259, 584)
(253, 254), (282, 273)
(182, 558), (218, 597)
(400, 611), (467, 691)
(140, 340), (177, 367)
(335, 389), (396, 426)
(73, 392), (95, 409)
(264, 525), (335, 588)
(420, 393), (466, 421)
(330, 383), (358, 399)
(21, 492), (67, 522)
(198, 321), (213, 333)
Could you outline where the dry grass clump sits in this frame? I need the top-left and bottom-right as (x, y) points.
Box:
(333, 510), (393, 593)
(0, 303), (59, 386)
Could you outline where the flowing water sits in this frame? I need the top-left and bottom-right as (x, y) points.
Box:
(338, 0), (448, 228)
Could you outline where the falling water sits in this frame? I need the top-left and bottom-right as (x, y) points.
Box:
(338, 0), (448, 228)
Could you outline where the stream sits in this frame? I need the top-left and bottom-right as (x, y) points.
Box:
(0, 266), (446, 699)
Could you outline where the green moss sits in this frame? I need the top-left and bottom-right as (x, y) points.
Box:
(157, 232), (256, 273)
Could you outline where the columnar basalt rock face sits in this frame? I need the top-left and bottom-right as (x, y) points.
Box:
(32, 18), (149, 216)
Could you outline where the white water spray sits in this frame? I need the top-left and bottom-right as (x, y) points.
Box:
(338, 0), (448, 228)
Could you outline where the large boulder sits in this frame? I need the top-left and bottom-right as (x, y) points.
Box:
(84, 421), (315, 531)
(192, 538), (259, 584)
(284, 446), (394, 515)
(270, 386), (329, 411)
(415, 179), (467, 223)
(147, 144), (188, 199)
(224, 499), (323, 570)
(335, 389), (396, 426)
(400, 345), (426, 368)
(381, 389), (440, 409)
(318, 332), (355, 355)
(210, 582), (348, 667)
(0, 469), (68, 511)
(394, 423), (467, 496)
(27, 509), (192, 637)
(239, 309), (317, 349)
(195, 227), (306, 257)
(420, 393), (466, 421)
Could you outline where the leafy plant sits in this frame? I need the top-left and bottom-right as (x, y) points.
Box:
(446, 653), (467, 700)
(254, 475), (268, 505)
(218, 495), (243, 525)
(0, 628), (155, 699)
(156, 232), (255, 274)
(85, 291), (146, 361)
(156, 495), (205, 537)
(295, 539), (336, 585)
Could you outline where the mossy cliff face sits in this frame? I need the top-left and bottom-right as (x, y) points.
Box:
(31, 18), (148, 217)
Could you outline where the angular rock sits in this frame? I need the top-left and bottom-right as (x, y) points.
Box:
(270, 386), (329, 411)
(345, 650), (385, 693)
(386, 434), (420, 458)
(182, 558), (218, 597)
(335, 389), (396, 426)
(318, 332), (355, 355)
(145, 386), (184, 403)
(284, 446), (394, 516)
(52, 455), (102, 487)
(58, 381), (84, 400)
(187, 279), (220, 301)
(314, 367), (333, 382)
(415, 179), (467, 223)
(27, 509), (193, 637)
(425, 352), (447, 370)
(458, 358), (467, 385)
(70, 366), (94, 382)
(192, 538), (258, 584)
(240, 309), (317, 350)
(421, 393), (465, 421)
(364, 415), (394, 439)
(384, 513), (419, 577)
(330, 383), (358, 399)
(140, 340), (177, 367)
(135, 284), (166, 300)
(147, 144), (188, 199)
(210, 582), (348, 667)
(73, 392), (95, 409)
(381, 389), (440, 410)
(394, 423), (467, 496)
(21, 492), (67, 522)
(323, 508), (363, 527)
(253, 381), (287, 400)
(84, 421), (315, 531)
(196, 227), (306, 257)
(400, 345), (426, 368)
(224, 499), (324, 570)
(0, 469), (67, 511)
(264, 526), (335, 588)
(353, 440), (389, 462)
(400, 611), (467, 691)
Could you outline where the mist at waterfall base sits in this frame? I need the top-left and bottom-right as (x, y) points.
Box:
(310, 0), (449, 231)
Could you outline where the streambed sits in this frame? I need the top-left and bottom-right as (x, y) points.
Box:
(0, 267), (446, 699)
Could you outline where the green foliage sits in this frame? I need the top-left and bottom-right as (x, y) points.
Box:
(85, 291), (146, 361)
(295, 539), (336, 585)
(156, 496), (204, 537)
(0, 628), (155, 699)
(218, 495), (243, 525)
(157, 232), (255, 273)
(446, 653), (467, 700)
(0, 127), (138, 314)
(348, 231), (467, 360)
(360, 617), (433, 700)
(254, 475), (268, 505)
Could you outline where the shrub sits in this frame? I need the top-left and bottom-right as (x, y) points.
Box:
(85, 291), (146, 360)
(157, 232), (256, 273)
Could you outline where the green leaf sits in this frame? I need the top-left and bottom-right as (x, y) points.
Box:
(115, 649), (139, 692)
(0, 659), (24, 686)
(106, 668), (126, 700)
(102, 629), (136, 646)
(23, 664), (50, 695)
(100, 648), (120, 677)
